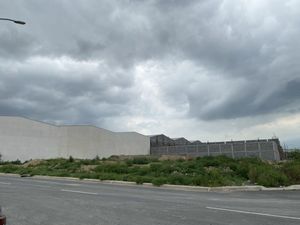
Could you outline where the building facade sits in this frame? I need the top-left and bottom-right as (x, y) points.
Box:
(0, 116), (150, 161)
(0, 116), (284, 162)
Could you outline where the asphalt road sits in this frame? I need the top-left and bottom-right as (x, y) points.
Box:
(0, 175), (300, 225)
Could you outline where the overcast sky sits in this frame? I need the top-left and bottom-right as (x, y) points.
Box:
(1, 0), (300, 147)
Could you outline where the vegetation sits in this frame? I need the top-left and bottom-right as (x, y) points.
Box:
(0, 153), (300, 187)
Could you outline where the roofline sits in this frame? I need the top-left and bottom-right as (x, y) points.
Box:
(0, 115), (144, 135)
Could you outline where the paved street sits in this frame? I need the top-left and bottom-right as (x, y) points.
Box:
(0, 174), (300, 225)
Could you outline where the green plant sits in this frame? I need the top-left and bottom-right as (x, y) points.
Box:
(282, 161), (300, 183)
(287, 150), (300, 161)
(132, 157), (150, 165)
(68, 156), (74, 162)
(152, 177), (167, 186)
(248, 165), (289, 187)
(1, 155), (300, 188)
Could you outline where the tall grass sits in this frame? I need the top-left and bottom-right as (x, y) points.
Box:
(1, 154), (300, 187)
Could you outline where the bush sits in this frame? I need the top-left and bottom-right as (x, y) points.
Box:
(287, 151), (300, 161)
(132, 157), (151, 165)
(150, 162), (174, 174)
(94, 163), (129, 174)
(135, 167), (150, 176)
(152, 177), (167, 186)
(199, 155), (235, 167)
(248, 166), (289, 187)
(191, 176), (205, 186)
(1, 155), (300, 188)
(282, 161), (300, 183)
(135, 176), (144, 184)
(125, 159), (133, 166)
(168, 174), (192, 185)
(98, 173), (121, 181)
(68, 156), (74, 162)
(0, 165), (20, 173)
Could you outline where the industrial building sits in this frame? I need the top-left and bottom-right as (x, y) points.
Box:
(0, 116), (284, 162)
(0, 116), (150, 162)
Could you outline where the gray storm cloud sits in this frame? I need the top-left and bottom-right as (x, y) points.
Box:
(0, 0), (300, 128)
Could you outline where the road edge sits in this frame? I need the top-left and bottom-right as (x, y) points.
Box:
(1, 172), (300, 192)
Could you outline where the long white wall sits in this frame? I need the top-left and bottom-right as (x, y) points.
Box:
(0, 116), (150, 161)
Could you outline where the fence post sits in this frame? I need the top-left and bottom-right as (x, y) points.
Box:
(207, 144), (210, 156)
(219, 144), (221, 155)
(272, 141), (277, 160)
(258, 142), (262, 159)
(167, 146), (169, 154)
(231, 143), (234, 159)
(244, 141), (247, 157)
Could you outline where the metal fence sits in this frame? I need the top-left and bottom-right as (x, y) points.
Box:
(150, 140), (281, 161)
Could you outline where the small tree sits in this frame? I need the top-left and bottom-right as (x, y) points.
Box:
(68, 155), (74, 162)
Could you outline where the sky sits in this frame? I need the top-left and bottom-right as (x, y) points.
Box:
(0, 0), (300, 147)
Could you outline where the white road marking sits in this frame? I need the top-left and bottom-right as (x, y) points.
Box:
(22, 184), (52, 188)
(65, 183), (81, 186)
(61, 189), (98, 195)
(206, 206), (300, 221)
(0, 181), (11, 185)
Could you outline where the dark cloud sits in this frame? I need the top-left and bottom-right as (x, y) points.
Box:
(0, 27), (36, 59)
(0, 57), (135, 124)
(0, 0), (300, 134)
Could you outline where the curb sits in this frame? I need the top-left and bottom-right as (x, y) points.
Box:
(1, 173), (300, 192)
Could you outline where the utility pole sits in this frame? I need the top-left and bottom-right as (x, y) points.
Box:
(0, 17), (26, 25)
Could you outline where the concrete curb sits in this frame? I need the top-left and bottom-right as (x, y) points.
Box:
(0, 173), (20, 177)
(1, 173), (300, 192)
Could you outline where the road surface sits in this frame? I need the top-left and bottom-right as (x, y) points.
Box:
(0, 175), (300, 225)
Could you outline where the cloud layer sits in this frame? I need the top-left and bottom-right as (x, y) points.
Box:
(0, 0), (300, 145)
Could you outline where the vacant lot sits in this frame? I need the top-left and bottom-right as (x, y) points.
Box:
(0, 152), (300, 187)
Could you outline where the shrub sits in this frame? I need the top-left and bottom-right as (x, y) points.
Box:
(132, 157), (150, 165)
(152, 177), (167, 186)
(191, 175), (210, 186)
(287, 151), (300, 161)
(248, 166), (289, 187)
(94, 163), (129, 174)
(156, 163), (176, 174)
(135, 176), (144, 184)
(98, 173), (121, 181)
(135, 167), (150, 176)
(68, 156), (74, 162)
(282, 161), (300, 183)
(125, 159), (133, 166)
(199, 155), (235, 167)
(1, 155), (300, 188)
(149, 163), (163, 172)
(0, 165), (20, 173)
(168, 174), (192, 185)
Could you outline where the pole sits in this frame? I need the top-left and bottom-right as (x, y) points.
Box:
(0, 18), (26, 25)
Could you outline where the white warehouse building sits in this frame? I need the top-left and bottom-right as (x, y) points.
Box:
(0, 116), (150, 162)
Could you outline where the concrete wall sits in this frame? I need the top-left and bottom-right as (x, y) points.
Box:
(151, 140), (281, 161)
(0, 116), (150, 161)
